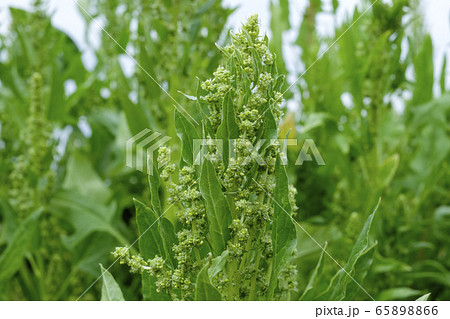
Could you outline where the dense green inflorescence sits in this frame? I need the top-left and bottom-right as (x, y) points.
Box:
(114, 15), (299, 300)
(8, 73), (54, 218)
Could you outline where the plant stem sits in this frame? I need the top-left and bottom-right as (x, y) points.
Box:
(248, 249), (262, 300)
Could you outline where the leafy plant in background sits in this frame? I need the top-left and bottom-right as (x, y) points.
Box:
(0, 0), (231, 300)
(270, 0), (449, 300)
(80, 0), (232, 135)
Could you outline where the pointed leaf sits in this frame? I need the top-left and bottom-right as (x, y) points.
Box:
(135, 199), (172, 300)
(199, 159), (231, 255)
(100, 264), (125, 301)
(195, 264), (222, 300)
(268, 154), (297, 297)
(208, 251), (228, 279)
(0, 209), (42, 284)
(318, 199), (380, 300)
(216, 92), (239, 168)
(175, 109), (200, 166)
(148, 168), (162, 216)
(416, 293), (431, 301)
(300, 242), (328, 300)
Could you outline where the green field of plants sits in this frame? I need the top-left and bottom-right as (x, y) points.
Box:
(0, 0), (449, 301)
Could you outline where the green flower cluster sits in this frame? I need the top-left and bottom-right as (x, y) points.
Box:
(9, 73), (54, 217)
(116, 145), (208, 299)
(115, 15), (298, 300)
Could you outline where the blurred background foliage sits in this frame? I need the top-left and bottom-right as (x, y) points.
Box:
(0, 0), (448, 300)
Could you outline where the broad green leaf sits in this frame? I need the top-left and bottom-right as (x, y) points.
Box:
(199, 159), (231, 255)
(63, 152), (112, 204)
(195, 264), (222, 300)
(268, 154), (296, 297)
(100, 264), (125, 301)
(0, 209), (42, 284)
(73, 233), (118, 278)
(216, 92), (239, 168)
(49, 191), (125, 250)
(300, 242), (328, 300)
(175, 109), (200, 166)
(318, 199), (380, 300)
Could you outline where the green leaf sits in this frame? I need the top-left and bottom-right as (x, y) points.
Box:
(135, 199), (173, 300)
(148, 168), (162, 216)
(300, 242), (328, 300)
(62, 152), (112, 204)
(268, 154), (297, 297)
(100, 264), (125, 301)
(440, 55), (447, 95)
(135, 199), (171, 263)
(416, 293), (431, 301)
(48, 62), (65, 121)
(195, 264), (222, 300)
(259, 109), (278, 152)
(159, 217), (178, 268)
(199, 159), (231, 255)
(343, 242), (377, 301)
(377, 287), (423, 301)
(208, 251), (228, 279)
(216, 92), (239, 168)
(318, 199), (380, 300)
(412, 35), (434, 106)
(175, 109), (200, 166)
(0, 209), (42, 284)
(49, 191), (125, 250)
(0, 198), (19, 245)
(378, 153), (399, 189)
